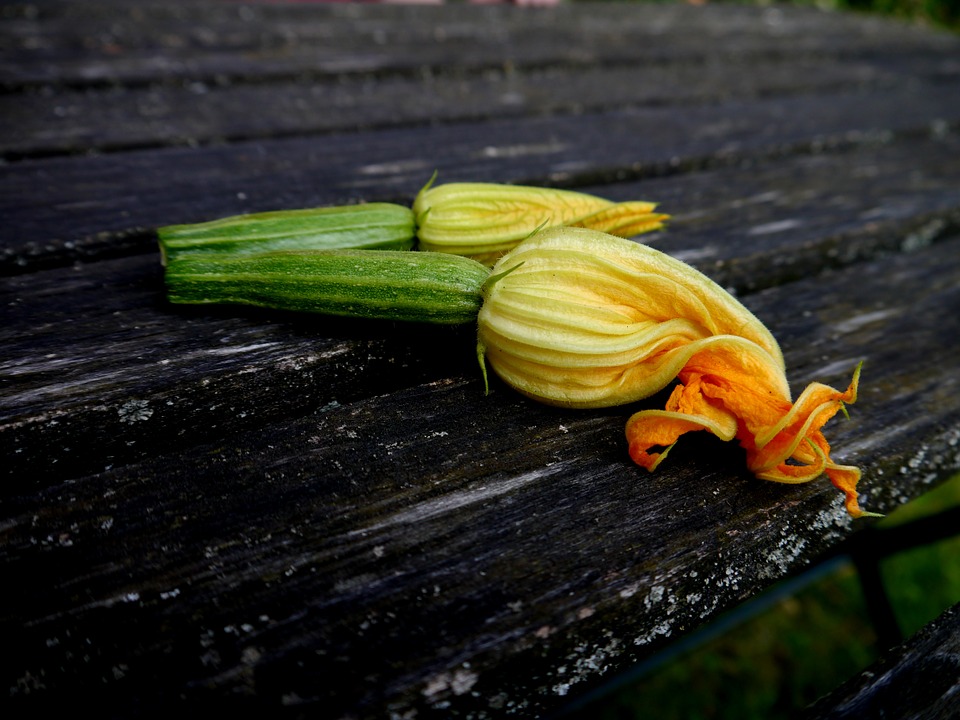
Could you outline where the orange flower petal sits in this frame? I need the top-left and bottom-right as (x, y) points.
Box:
(826, 463), (870, 519)
(626, 379), (738, 471)
(626, 354), (867, 517)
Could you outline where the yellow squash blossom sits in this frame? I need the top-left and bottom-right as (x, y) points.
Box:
(414, 180), (668, 266)
(477, 227), (871, 518)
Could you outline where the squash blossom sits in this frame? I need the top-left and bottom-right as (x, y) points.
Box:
(477, 227), (870, 518)
(414, 181), (668, 266)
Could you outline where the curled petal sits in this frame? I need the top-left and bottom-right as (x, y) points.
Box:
(624, 337), (784, 470)
(746, 365), (868, 518)
(626, 351), (868, 517)
(626, 378), (739, 471)
(825, 463), (868, 520)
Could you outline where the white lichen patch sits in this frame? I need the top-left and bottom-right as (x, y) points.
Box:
(450, 668), (478, 695)
(720, 566), (737, 588)
(897, 426), (960, 494)
(644, 584), (665, 610)
(631, 582), (681, 645)
(422, 666), (479, 700)
(810, 503), (852, 540)
(633, 620), (673, 647)
(552, 631), (621, 696)
(697, 594), (722, 620)
(760, 531), (808, 579)
(118, 399), (152, 423)
(901, 218), (947, 253)
(657, 584), (679, 615)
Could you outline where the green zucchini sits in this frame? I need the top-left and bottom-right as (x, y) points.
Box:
(165, 249), (491, 325)
(158, 203), (416, 265)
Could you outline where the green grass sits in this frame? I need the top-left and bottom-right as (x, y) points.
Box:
(574, 472), (960, 720)
(588, 0), (960, 32)
(799, 0), (960, 30)
(878, 474), (960, 636)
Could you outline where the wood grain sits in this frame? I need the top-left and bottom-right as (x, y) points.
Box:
(4, 86), (960, 274)
(3, 3), (959, 717)
(4, 237), (960, 717)
(5, 134), (960, 484)
(4, 4), (954, 88)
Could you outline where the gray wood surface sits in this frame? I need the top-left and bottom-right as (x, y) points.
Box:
(2, 3), (959, 718)
(804, 602), (960, 719)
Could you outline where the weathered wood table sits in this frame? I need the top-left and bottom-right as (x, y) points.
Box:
(3, 2), (960, 717)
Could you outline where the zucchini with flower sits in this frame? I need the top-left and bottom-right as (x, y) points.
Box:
(157, 179), (665, 268)
(159, 201), (872, 518)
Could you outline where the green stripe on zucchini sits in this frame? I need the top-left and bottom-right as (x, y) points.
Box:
(158, 203), (416, 265)
(165, 249), (490, 325)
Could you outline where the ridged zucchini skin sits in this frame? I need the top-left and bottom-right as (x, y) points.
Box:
(158, 203), (416, 265)
(165, 249), (491, 325)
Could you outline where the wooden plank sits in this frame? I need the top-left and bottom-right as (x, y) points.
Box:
(4, 133), (959, 485)
(633, 134), (960, 292)
(4, 5), (959, 717)
(4, 83), (960, 273)
(0, 259), (482, 488)
(4, 3), (955, 88)
(8, 54), (948, 160)
(803, 602), (960, 719)
(3, 236), (960, 717)
(5, 1), (957, 160)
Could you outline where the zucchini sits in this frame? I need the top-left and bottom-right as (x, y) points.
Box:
(158, 203), (416, 265)
(165, 249), (491, 325)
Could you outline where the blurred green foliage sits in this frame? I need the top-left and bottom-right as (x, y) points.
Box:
(573, 472), (960, 720)
(879, 474), (960, 636)
(816, 0), (960, 29)
(590, 0), (960, 31)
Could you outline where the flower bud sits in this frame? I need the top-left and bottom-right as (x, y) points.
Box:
(414, 181), (667, 265)
(477, 227), (870, 517)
